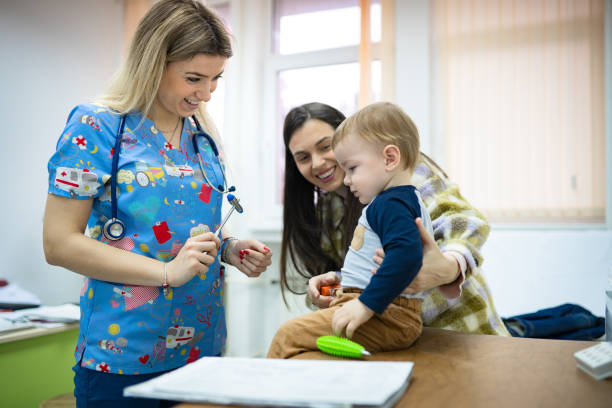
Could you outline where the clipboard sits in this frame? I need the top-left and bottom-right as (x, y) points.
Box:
(124, 357), (414, 408)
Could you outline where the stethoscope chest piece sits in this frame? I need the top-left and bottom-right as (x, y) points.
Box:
(103, 218), (126, 241)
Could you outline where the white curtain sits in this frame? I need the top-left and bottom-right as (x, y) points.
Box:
(432, 0), (605, 222)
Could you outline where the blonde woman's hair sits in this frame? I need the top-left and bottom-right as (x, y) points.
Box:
(95, 0), (232, 137)
(332, 101), (420, 171)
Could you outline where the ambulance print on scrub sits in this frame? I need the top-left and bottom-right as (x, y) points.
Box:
(166, 326), (195, 349)
(54, 167), (100, 197)
(164, 163), (194, 178)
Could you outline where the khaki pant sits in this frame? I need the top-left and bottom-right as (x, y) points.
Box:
(267, 289), (423, 359)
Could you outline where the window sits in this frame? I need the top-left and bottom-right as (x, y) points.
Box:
(272, 0), (382, 203)
(206, 1), (231, 137)
(431, 0), (606, 223)
(273, 0), (380, 54)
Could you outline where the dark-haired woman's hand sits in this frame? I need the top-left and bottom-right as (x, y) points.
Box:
(307, 271), (340, 309)
(371, 217), (460, 294)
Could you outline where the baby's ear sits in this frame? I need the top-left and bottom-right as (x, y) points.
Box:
(382, 144), (401, 170)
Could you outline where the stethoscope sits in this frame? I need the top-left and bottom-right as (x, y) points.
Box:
(103, 114), (241, 241)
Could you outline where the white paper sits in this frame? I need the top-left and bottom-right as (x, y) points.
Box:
(0, 282), (41, 306)
(24, 304), (80, 322)
(3, 303), (80, 323)
(0, 317), (35, 333)
(124, 357), (414, 408)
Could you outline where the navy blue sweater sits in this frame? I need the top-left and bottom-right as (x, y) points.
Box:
(357, 185), (423, 314)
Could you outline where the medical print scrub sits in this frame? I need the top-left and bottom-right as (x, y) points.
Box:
(47, 104), (227, 374)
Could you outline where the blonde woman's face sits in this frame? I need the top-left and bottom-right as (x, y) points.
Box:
(288, 119), (345, 193)
(155, 53), (227, 120)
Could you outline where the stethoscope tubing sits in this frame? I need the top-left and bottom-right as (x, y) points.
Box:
(191, 116), (234, 195)
(103, 114), (233, 241)
(110, 115), (127, 221)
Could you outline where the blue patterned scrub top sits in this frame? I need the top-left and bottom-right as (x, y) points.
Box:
(47, 104), (227, 375)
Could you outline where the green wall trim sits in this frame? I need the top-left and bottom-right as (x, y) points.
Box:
(0, 327), (78, 407)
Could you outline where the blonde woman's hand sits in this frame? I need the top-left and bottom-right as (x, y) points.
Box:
(166, 232), (220, 287)
(371, 217), (459, 294)
(307, 271), (340, 309)
(226, 239), (272, 277)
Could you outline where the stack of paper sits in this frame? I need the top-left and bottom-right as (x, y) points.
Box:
(0, 318), (35, 333)
(0, 281), (41, 309)
(125, 357), (414, 408)
(0, 303), (80, 334)
(23, 304), (80, 323)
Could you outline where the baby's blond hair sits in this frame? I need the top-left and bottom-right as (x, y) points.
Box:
(333, 102), (420, 170)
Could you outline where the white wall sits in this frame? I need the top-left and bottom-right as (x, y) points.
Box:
(0, 0), (123, 305)
(484, 229), (612, 317)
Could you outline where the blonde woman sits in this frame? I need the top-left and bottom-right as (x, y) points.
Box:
(43, 1), (272, 406)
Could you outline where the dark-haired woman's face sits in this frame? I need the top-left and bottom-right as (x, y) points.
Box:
(288, 119), (345, 193)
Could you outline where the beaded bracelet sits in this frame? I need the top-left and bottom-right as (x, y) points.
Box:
(220, 237), (239, 264)
(162, 262), (169, 296)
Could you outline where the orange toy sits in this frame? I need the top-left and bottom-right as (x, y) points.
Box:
(320, 284), (341, 297)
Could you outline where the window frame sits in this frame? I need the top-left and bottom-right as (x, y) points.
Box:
(224, 0), (611, 235)
(251, 0), (382, 241)
(606, 0), (612, 231)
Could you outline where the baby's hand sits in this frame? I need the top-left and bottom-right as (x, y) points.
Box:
(331, 298), (374, 338)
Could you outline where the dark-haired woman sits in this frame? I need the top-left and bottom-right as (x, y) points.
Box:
(280, 102), (508, 336)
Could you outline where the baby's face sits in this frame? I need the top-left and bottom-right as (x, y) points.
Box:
(333, 134), (390, 204)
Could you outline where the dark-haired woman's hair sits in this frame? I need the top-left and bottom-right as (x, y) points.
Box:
(280, 102), (363, 304)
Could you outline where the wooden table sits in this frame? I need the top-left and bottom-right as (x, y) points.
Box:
(178, 327), (612, 408)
